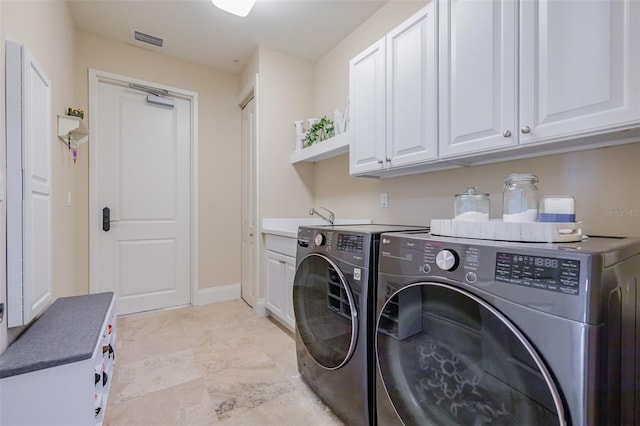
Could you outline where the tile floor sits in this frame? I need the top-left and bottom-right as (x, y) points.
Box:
(104, 299), (344, 425)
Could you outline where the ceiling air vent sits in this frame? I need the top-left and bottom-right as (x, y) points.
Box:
(131, 29), (164, 48)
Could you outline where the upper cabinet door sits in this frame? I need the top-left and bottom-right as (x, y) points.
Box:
(349, 38), (386, 175)
(386, 3), (438, 167)
(438, 0), (518, 158)
(520, 0), (640, 144)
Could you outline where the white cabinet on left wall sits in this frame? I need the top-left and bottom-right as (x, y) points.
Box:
(0, 293), (117, 426)
(5, 40), (53, 327)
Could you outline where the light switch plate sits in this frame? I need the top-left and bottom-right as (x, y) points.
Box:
(381, 192), (388, 208)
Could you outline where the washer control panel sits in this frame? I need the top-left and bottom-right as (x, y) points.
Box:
(297, 226), (370, 269)
(336, 233), (364, 254)
(379, 233), (586, 297)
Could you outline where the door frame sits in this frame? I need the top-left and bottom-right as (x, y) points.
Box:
(237, 74), (264, 316)
(88, 68), (199, 307)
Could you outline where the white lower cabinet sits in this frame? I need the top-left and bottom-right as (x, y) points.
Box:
(0, 292), (116, 426)
(265, 250), (296, 331)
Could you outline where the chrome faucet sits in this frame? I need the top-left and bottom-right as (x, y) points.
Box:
(309, 207), (335, 225)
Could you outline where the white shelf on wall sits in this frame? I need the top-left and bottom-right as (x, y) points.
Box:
(57, 114), (89, 147)
(290, 131), (351, 163)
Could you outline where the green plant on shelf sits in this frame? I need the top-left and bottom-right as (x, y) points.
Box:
(304, 116), (335, 148)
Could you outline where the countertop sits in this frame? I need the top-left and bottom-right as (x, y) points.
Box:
(262, 217), (372, 238)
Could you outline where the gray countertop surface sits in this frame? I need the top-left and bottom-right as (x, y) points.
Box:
(0, 292), (114, 379)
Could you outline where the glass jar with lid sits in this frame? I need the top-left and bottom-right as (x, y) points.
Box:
(454, 186), (490, 221)
(502, 173), (539, 222)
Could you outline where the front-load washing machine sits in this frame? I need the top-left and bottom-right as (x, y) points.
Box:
(293, 224), (426, 426)
(375, 232), (640, 426)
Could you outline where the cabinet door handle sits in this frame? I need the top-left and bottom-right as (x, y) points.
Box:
(520, 126), (531, 134)
(377, 160), (383, 164)
(386, 158), (391, 162)
(503, 130), (512, 137)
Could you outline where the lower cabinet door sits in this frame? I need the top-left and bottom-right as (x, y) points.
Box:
(265, 250), (295, 331)
(284, 256), (296, 330)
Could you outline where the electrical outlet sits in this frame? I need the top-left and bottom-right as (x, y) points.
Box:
(381, 192), (388, 208)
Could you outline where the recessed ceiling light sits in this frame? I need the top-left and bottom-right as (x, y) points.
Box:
(211, 0), (256, 17)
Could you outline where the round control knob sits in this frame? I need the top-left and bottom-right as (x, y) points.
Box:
(314, 233), (326, 246)
(436, 249), (458, 271)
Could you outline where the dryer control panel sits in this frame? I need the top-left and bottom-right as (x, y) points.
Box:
(378, 231), (595, 322)
(495, 252), (580, 295)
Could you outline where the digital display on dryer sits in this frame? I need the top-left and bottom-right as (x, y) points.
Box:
(495, 252), (580, 295)
(337, 234), (364, 253)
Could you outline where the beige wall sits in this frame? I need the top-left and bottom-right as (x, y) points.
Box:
(240, 47), (259, 91)
(253, 45), (316, 300)
(257, 45), (315, 218)
(1, 0), (78, 351)
(312, 1), (640, 237)
(74, 31), (242, 291)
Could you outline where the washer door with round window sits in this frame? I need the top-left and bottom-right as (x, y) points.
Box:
(293, 253), (358, 370)
(376, 282), (567, 426)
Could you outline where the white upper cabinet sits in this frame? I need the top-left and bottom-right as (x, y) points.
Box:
(347, 0), (640, 176)
(386, 3), (438, 168)
(440, 0), (640, 159)
(519, 0), (640, 144)
(438, 0), (518, 158)
(350, 3), (438, 176)
(349, 38), (386, 175)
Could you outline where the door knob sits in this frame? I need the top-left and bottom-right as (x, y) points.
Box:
(103, 207), (111, 232)
(102, 207), (119, 232)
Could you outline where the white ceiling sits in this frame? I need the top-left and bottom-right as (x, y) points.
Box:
(67, 0), (389, 74)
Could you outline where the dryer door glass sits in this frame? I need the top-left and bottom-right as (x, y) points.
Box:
(376, 282), (565, 426)
(293, 253), (358, 370)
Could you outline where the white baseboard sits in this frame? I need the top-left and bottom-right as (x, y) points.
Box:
(254, 298), (268, 317)
(198, 283), (241, 305)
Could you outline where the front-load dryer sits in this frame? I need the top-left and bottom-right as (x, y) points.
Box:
(293, 224), (426, 426)
(375, 232), (640, 426)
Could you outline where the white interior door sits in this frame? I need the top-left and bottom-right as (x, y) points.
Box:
(241, 97), (257, 308)
(93, 78), (192, 315)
